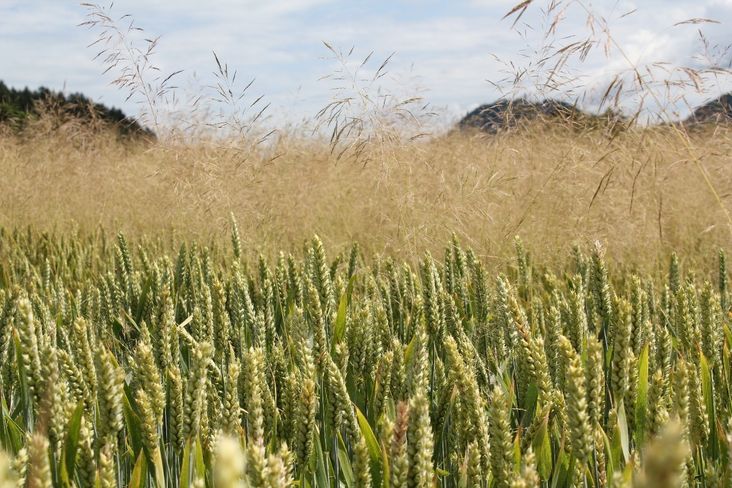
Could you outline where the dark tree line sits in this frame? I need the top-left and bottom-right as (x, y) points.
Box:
(0, 80), (153, 138)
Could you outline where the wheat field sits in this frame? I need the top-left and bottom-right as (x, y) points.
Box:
(2, 1), (732, 486)
(0, 224), (729, 488)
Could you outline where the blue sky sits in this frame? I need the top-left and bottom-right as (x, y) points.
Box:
(2, 1), (732, 126)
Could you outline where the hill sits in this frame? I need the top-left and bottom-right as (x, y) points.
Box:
(459, 94), (732, 134)
(684, 93), (732, 125)
(457, 98), (626, 134)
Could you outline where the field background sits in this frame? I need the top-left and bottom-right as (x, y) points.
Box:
(2, 121), (730, 270)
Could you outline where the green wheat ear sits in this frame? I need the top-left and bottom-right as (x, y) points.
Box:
(133, 340), (165, 421)
(26, 433), (51, 488)
(98, 438), (117, 488)
(558, 335), (592, 469)
(669, 252), (680, 294)
(76, 415), (96, 488)
(95, 347), (125, 442)
(16, 298), (43, 409)
(488, 384), (512, 488)
(407, 328), (434, 488)
(719, 249), (728, 312)
(612, 299), (632, 402)
(636, 419), (689, 488)
(511, 448), (540, 488)
(136, 389), (160, 455)
(391, 401), (410, 488)
(230, 212), (242, 260)
(214, 436), (248, 488)
(353, 434), (372, 488)
(0, 454), (16, 488)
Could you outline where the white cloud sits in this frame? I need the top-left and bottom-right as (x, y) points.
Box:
(1, 0), (731, 125)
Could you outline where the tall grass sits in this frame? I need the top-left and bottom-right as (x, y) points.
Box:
(2, 2), (730, 265)
(1, 121), (730, 266)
